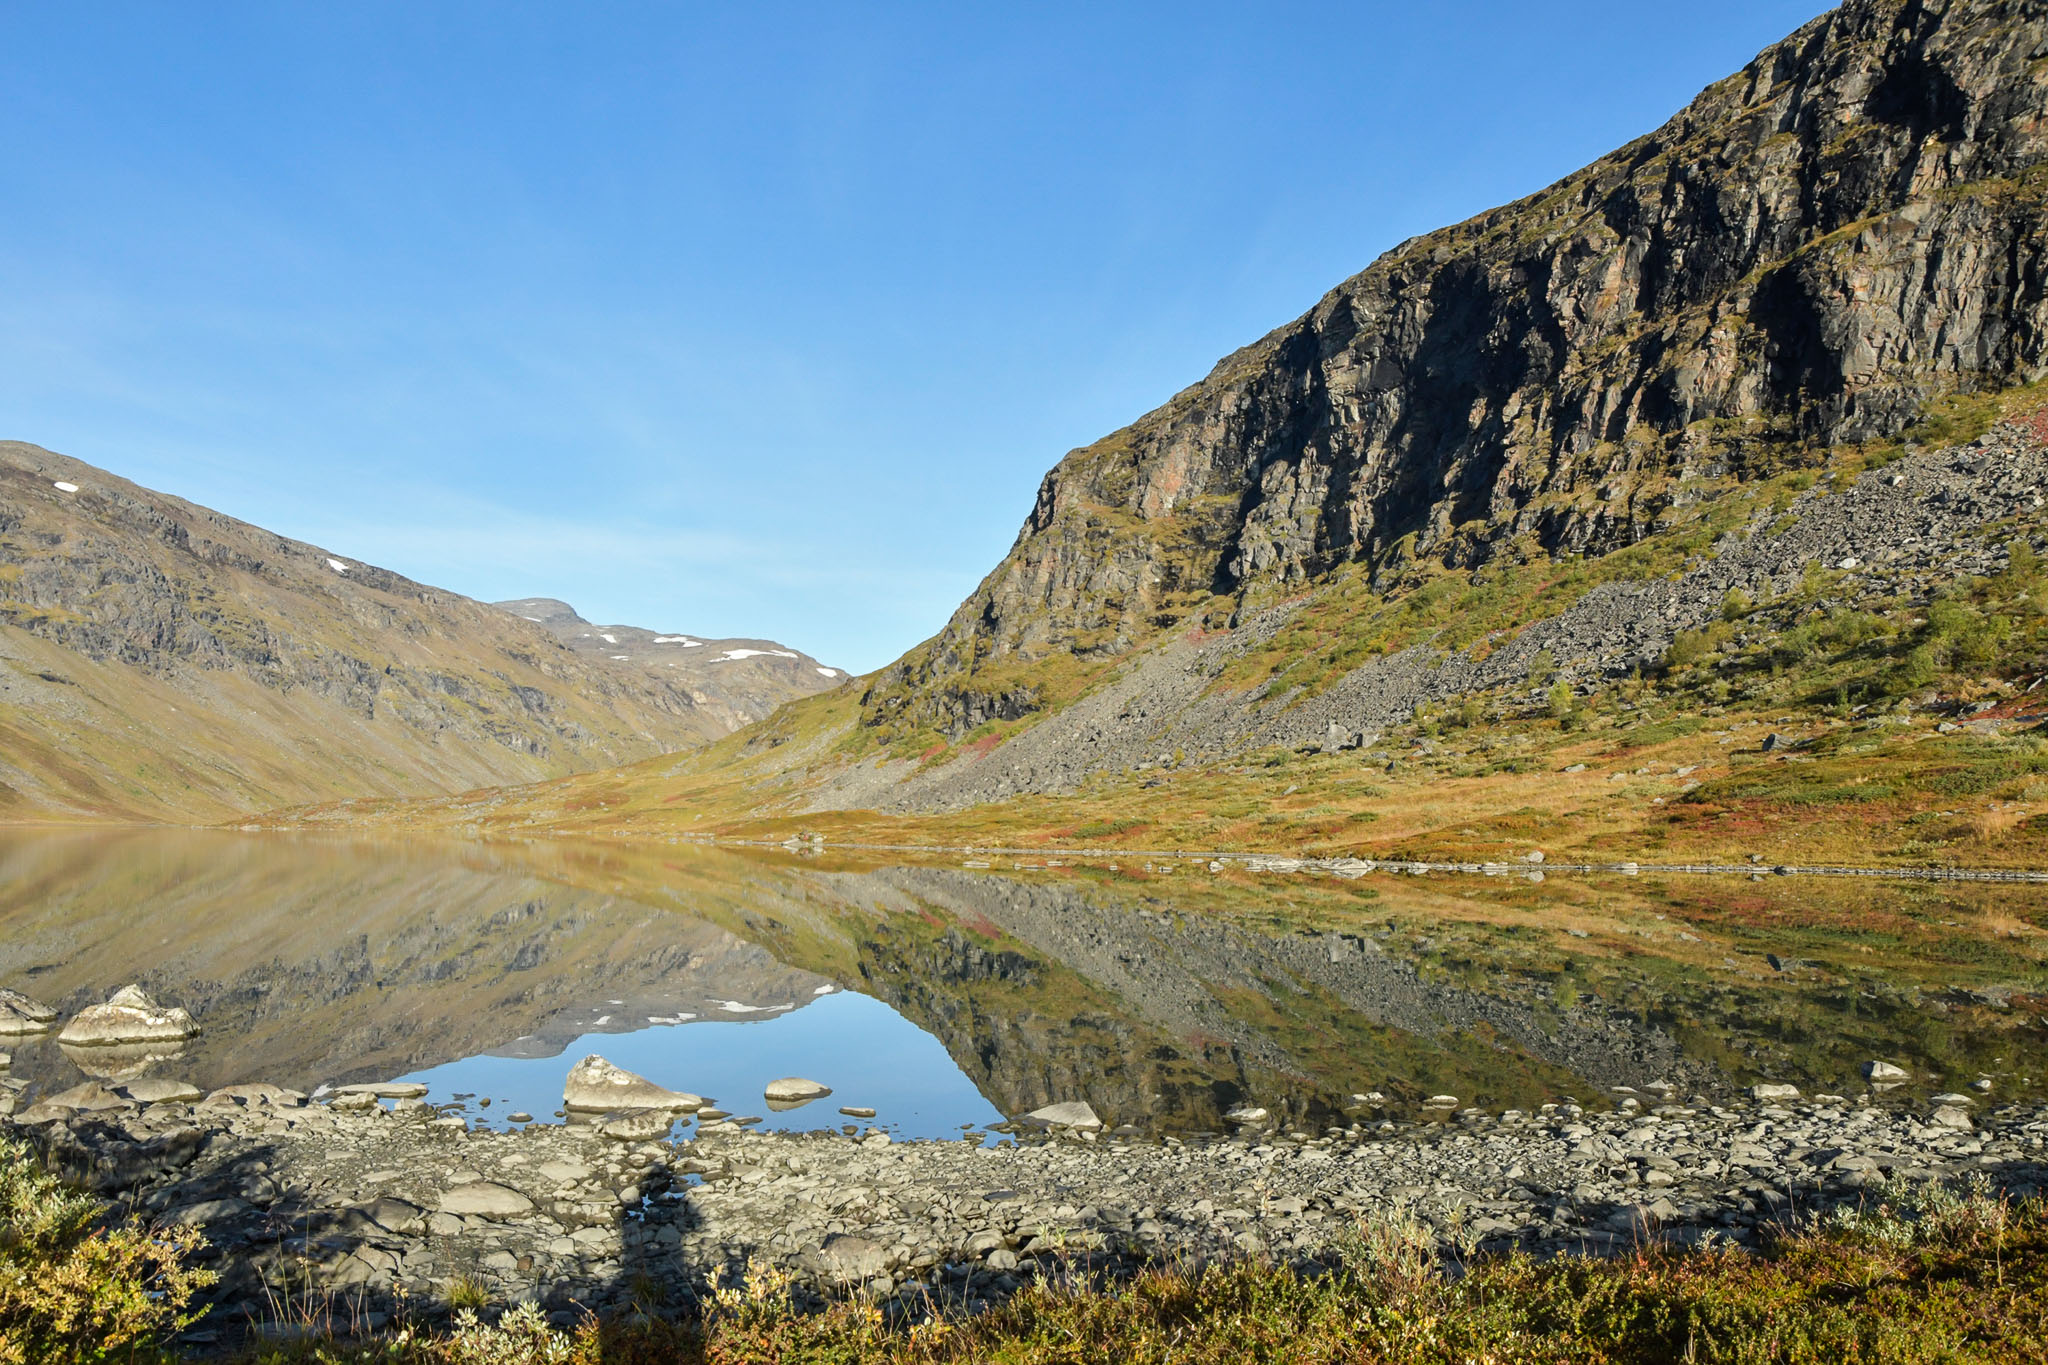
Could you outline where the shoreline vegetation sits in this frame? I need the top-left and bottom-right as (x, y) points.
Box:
(3, 1124), (2045, 1362)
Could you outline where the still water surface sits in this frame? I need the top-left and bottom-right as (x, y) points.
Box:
(2, 827), (2041, 1133)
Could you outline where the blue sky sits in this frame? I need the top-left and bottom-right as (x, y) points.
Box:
(0, 1), (1830, 673)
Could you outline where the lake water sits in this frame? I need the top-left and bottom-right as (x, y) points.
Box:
(1, 827), (2041, 1132)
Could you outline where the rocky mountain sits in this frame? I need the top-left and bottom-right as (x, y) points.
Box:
(232, 0), (2048, 841)
(862, 0), (2048, 745)
(493, 597), (844, 734)
(0, 443), (838, 821)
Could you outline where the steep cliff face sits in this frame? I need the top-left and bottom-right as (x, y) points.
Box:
(872, 0), (2048, 732)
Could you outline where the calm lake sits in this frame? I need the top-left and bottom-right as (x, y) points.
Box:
(1, 827), (2041, 1132)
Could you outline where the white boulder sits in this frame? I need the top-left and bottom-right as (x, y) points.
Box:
(57, 985), (196, 1047)
(562, 1055), (702, 1112)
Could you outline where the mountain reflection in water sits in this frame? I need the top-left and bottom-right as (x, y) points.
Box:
(1, 829), (2041, 1134)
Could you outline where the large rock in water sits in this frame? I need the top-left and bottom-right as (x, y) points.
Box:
(0, 989), (55, 1035)
(764, 1077), (832, 1103)
(57, 985), (197, 1047)
(562, 1055), (702, 1113)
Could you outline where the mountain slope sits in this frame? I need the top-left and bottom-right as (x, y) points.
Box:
(0, 443), (834, 821)
(493, 597), (845, 733)
(274, 0), (2048, 862)
(863, 0), (2048, 740)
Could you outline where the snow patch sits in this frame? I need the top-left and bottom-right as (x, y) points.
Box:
(51, 481), (78, 493)
(813, 984), (836, 995)
(609, 654), (630, 660)
(712, 648), (799, 662)
(817, 667), (838, 677)
(591, 1014), (613, 1027)
(652, 635), (697, 645)
(600, 633), (618, 644)
(717, 1000), (793, 1014)
(326, 558), (350, 573)
(521, 615), (543, 622)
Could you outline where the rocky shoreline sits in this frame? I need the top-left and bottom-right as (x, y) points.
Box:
(4, 1062), (2044, 1349)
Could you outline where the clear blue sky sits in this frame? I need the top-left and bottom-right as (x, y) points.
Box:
(0, 1), (1830, 673)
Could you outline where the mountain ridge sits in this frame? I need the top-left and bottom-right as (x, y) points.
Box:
(0, 442), (836, 821)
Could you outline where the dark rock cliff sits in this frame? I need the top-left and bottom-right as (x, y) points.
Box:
(871, 0), (2048, 731)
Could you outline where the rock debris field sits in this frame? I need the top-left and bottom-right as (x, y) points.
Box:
(5, 1060), (2046, 1344)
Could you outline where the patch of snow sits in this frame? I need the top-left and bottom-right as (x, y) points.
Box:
(717, 1000), (793, 1014)
(609, 654), (630, 660)
(600, 633), (618, 644)
(653, 635), (697, 645)
(521, 615), (543, 622)
(813, 984), (836, 995)
(326, 558), (350, 573)
(817, 667), (838, 677)
(591, 1015), (612, 1027)
(714, 648), (800, 662)
(51, 481), (78, 493)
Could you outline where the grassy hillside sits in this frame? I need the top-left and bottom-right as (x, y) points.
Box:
(0, 442), (836, 822)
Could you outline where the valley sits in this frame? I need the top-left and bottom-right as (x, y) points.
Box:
(9, 0), (2048, 1359)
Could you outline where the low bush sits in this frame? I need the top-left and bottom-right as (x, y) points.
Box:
(0, 1134), (214, 1364)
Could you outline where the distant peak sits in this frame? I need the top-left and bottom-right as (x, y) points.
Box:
(494, 597), (587, 627)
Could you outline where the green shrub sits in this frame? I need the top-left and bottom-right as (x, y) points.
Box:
(0, 1134), (214, 1363)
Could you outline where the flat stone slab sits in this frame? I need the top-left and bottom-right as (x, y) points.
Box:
(437, 1181), (534, 1219)
(1020, 1101), (1102, 1131)
(764, 1077), (832, 1102)
(332, 1082), (430, 1100)
(115, 1078), (202, 1104)
(595, 1108), (675, 1142)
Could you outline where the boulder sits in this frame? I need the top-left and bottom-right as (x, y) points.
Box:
(1864, 1060), (1909, 1082)
(813, 1233), (889, 1282)
(1224, 1105), (1270, 1124)
(764, 1077), (832, 1103)
(0, 989), (55, 1024)
(0, 991), (55, 1037)
(0, 1002), (50, 1036)
(1750, 1083), (1801, 1102)
(437, 1182), (535, 1220)
(562, 1055), (702, 1112)
(57, 985), (196, 1047)
(1929, 1105), (1974, 1131)
(1020, 1101), (1102, 1131)
(1423, 1094), (1460, 1109)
